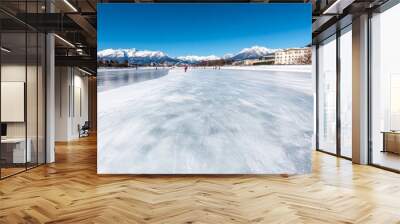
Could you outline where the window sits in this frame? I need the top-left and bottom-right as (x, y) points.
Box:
(317, 35), (337, 154)
(370, 3), (400, 171)
(339, 26), (352, 158)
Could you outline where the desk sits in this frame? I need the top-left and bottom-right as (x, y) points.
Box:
(1, 138), (31, 163)
(382, 131), (400, 154)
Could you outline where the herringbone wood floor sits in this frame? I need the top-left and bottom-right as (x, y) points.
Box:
(1, 135), (400, 224)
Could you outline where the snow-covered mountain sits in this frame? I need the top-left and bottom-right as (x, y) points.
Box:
(97, 48), (177, 65)
(98, 46), (282, 65)
(97, 48), (131, 58)
(177, 55), (221, 63)
(230, 46), (278, 61)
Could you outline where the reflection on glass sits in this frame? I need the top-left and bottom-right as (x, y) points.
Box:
(371, 3), (400, 171)
(340, 27), (352, 158)
(1, 32), (27, 177)
(0, 1), (47, 179)
(318, 35), (337, 154)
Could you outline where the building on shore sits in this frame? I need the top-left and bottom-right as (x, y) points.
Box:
(232, 53), (276, 66)
(258, 53), (276, 65)
(274, 48), (311, 65)
(231, 48), (311, 66)
(232, 59), (259, 66)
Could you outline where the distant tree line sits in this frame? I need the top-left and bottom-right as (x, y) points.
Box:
(97, 60), (130, 67)
(195, 59), (233, 67)
(253, 61), (275, 66)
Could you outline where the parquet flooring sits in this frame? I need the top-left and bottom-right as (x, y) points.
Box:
(0, 167), (26, 178)
(1, 135), (400, 223)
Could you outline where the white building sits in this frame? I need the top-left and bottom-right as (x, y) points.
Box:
(274, 48), (311, 65)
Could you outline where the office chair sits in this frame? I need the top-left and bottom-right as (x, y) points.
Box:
(79, 121), (90, 138)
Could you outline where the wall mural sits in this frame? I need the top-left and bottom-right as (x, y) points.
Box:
(97, 3), (313, 174)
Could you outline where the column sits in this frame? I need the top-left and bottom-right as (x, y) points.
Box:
(352, 14), (369, 164)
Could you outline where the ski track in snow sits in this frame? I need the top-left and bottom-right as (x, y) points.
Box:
(98, 68), (313, 174)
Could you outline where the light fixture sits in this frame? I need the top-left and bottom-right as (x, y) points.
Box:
(1, 47), (11, 53)
(76, 49), (84, 55)
(54, 34), (75, 48)
(322, 0), (354, 15)
(78, 67), (93, 76)
(63, 0), (78, 12)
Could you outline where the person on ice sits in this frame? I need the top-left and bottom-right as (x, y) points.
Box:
(184, 65), (188, 72)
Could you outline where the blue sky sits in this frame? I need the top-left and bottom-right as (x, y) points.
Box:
(98, 4), (311, 57)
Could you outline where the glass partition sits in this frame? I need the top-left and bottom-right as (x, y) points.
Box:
(0, 1), (46, 179)
(1, 31), (28, 177)
(27, 31), (38, 169)
(339, 26), (352, 158)
(370, 3), (400, 171)
(38, 32), (46, 165)
(317, 35), (337, 154)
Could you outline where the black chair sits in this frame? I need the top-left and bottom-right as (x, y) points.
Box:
(79, 121), (90, 138)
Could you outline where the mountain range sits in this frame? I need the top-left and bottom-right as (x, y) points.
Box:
(97, 46), (280, 65)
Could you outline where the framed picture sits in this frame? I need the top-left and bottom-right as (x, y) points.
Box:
(97, 3), (313, 174)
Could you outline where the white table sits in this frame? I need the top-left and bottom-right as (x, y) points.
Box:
(1, 138), (31, 163)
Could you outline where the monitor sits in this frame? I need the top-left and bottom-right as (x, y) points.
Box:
(1, 123), (7, 137)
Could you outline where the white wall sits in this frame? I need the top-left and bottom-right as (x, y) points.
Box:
(55, 67), (89, 141)
(1, 65), (27, 143)
(1, 82), (25, 122)
(55, 66), (69, 141)
(69, 72), (89, 138)
(1, 63), (47, 164)
(1, 65), (36, 138)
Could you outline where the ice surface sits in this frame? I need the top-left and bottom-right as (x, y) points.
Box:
(98, 67), (313, 174)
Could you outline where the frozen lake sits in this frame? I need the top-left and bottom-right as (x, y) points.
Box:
(98, 67), (313, 174)
(97, 68), (169, 92)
